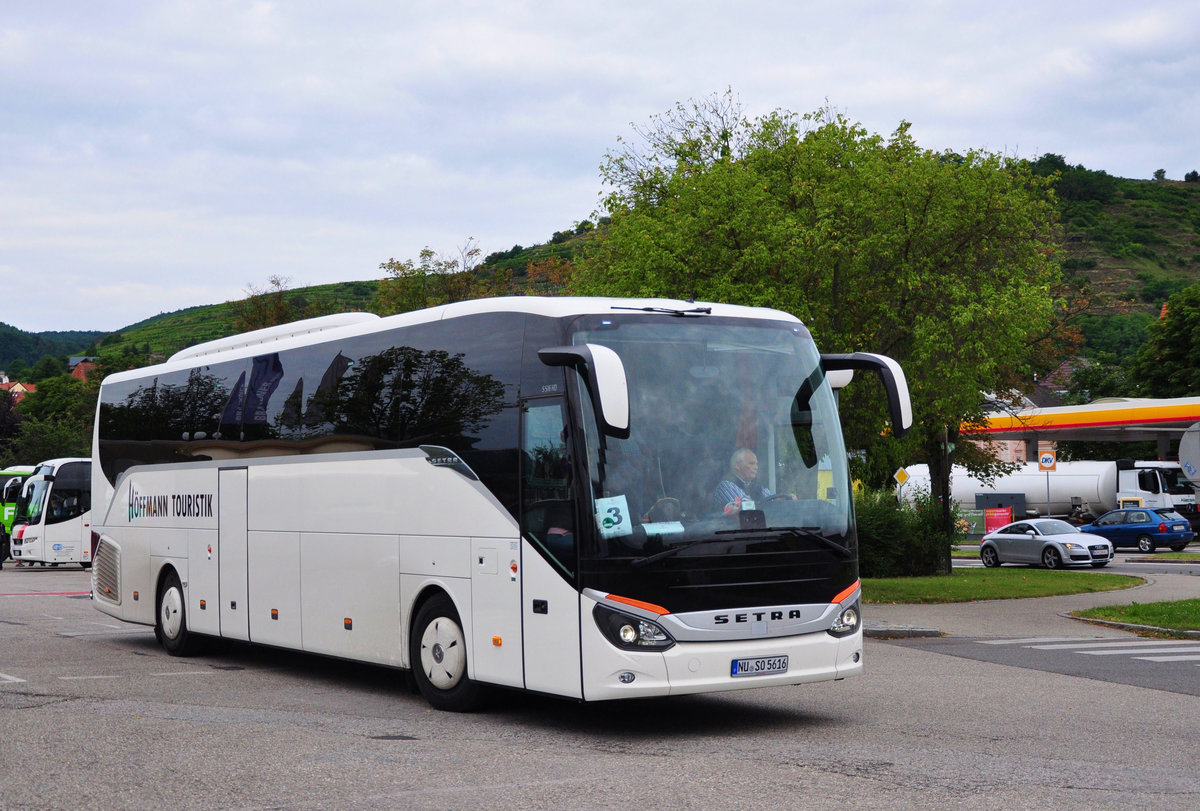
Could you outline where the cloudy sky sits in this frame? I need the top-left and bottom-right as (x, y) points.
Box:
(2, 1), (1198, 333)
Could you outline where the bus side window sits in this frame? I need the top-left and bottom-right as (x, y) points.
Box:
(521, 399), (575, 577)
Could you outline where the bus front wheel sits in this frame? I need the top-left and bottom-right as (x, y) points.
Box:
(410, 594), (483, 712)
(156, 570), (200, 656)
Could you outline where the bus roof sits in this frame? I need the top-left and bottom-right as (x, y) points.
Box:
(105, 296), (803, 387)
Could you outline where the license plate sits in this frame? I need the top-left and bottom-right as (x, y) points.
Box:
(731, 655), (788, 678)
(1172, 524), (1187, 532)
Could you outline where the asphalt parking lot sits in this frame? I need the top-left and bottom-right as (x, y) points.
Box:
(2, 564), (1198, 809)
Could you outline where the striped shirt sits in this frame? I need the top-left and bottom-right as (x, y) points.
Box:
(712, 476), (774, 510)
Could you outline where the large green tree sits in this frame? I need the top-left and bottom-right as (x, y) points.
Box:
(10, 375), (96, 462)
(1129, 284), (1200, 397)
(574, 94), (1070, 550)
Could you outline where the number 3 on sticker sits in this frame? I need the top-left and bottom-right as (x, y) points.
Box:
(595, 495), (633, 539)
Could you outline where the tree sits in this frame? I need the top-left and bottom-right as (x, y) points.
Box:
(525, 256), (573, 292)
(230, 275), (334, 332)
(29, 355), (66, 383)
(575, 93), (1070, 556)
(1129, 284), (1200, 397)
(0, 391), (20, 466)
(1185, 170), (1199, 183)
(6, 358), (29, 381)
(1153, 169), (1167, 181)
(375, 239), (485, 315)
(11, 375), (96, 461)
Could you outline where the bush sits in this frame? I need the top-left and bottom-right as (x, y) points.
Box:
(856, 487), (951, 578)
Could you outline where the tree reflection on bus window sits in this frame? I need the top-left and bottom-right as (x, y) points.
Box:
(521, 399), (575, 577)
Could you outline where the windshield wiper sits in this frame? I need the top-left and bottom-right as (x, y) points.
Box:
(714, 526), (853, 559)
(630, 526), (852, 568)
(631, 537), (733, 568)
(610, 305), (712, 317)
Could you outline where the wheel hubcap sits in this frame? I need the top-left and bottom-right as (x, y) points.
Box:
(160, 587), (182, 639)
(420, 617), (465, 690)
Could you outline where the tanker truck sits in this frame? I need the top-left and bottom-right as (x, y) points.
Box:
(900, 459), (1198, 526)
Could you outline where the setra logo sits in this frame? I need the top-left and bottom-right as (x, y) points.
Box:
(713, 608), (804, 625)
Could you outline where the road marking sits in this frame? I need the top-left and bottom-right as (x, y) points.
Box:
(1078, 644), (1200, 656)
(0, 591), (92, 598)
(980, 637), (1105, 645)
(148, 671), (215, 677)
(58, 675), (121, 681)
(981, 637), (1200, 665)
(1031, 640), (1200, 650)
(57, 629), (152, 638)
(0, 672), (27, 683)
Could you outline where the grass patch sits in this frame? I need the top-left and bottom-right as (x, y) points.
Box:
(1073, 599), (1200, 635)
(862, 568), (1142, 604)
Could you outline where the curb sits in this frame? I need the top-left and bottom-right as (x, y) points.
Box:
(863, 622), (942, 639)
(1058, 611), (1200, 638)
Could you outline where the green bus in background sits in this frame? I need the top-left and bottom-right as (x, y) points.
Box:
(1, 466), (35, 570)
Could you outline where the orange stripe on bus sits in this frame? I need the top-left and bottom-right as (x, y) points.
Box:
(831, 580), (860, 605)
(605, 593), (670, 615)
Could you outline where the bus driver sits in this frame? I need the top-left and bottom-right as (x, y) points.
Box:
(712, 448), (791, 513)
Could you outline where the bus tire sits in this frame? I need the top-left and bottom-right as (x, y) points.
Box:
(410, 593), (483, 712)
(156, 570), (200, 656)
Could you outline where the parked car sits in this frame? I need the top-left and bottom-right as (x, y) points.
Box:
(1077, 508), (1195, 553)
(980, 519), (1113, 569)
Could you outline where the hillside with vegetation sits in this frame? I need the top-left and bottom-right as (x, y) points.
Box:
(1037, 156), (1200, 362)
(0, 323), (106, 370)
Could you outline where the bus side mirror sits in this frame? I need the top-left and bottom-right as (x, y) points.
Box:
(821, 353), (913, 438)
(539, 344), (630, 439)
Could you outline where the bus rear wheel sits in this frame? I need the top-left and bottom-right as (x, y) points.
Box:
(410, 594), (483, 712)
(156, 570), (200, 656)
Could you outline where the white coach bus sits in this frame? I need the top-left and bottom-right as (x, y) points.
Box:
(10, 457), (93, 567)
(90, 297), (910, 711)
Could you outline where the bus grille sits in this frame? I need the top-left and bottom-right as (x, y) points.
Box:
(92, 538), (121, 606)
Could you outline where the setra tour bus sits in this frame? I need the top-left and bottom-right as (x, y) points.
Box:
(10, 458), (93, 568)
(90, 297), (910, 711)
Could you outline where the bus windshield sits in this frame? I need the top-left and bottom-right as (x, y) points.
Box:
(570, 315), (854, 609)
(15, 478), (49, 525)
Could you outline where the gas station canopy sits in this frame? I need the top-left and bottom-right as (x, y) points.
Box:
(965, 397), (1200, 446)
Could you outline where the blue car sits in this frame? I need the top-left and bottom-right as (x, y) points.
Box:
(1077, 508), (1195, 553)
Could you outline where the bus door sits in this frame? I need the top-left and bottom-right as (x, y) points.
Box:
(519, 398), (583, 698)
(218, 468), (250, 641)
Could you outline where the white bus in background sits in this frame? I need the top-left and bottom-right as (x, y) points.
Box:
(90, 297), (910, 711)
(10, 457), (93, 568)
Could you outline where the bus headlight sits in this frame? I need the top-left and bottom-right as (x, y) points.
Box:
(827, 601), (860, 638)
(593, 605), (676, 651)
